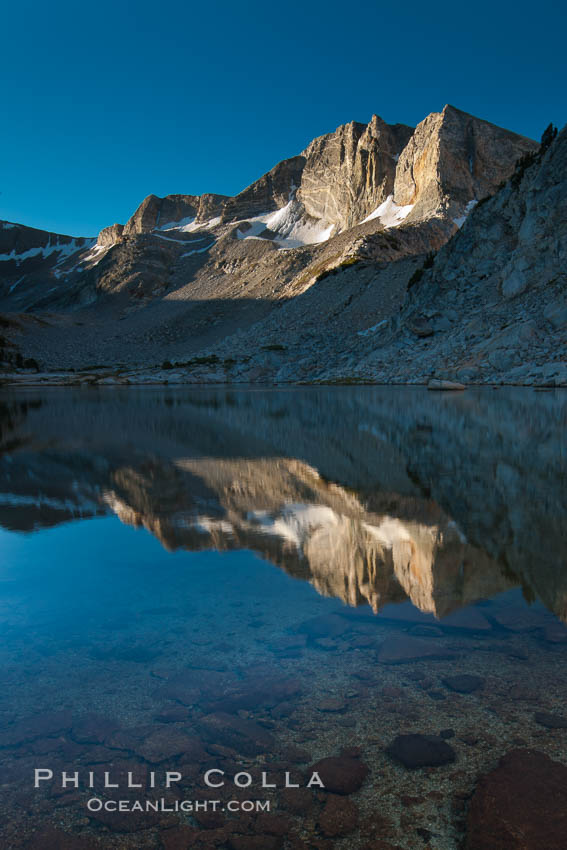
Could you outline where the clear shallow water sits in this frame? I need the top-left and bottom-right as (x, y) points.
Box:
(0, 386), (566, 849)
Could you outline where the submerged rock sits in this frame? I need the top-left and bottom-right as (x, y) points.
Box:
(296, 613), (350, 638)
(491, 606), (548, 632)
(465, 749), (567, 849)
(317, 698), (347, 713)
(200, 712), (274, 756)
(71, 713), (121, 745)
(227, 837), (282, 850)
(280, 787), (319, 814)
(22, 827), (99, 849)
(386, 734), (456, 768)
(134, 727), (208, 763)
(88, 805), (160, 832)
(543, 623), (567, 643)
(207, 675), (301, 713)
(442, 674), (485, 693)
(377, 634), (456, 663)
(161, 827), (200, 850)
(0, 710), (73, 747)
(534, 711), (567, 729)
(309, 755), (369, 794)
(439, 608), (492, 631)
(319, 794), (359, 837)
(154, 705), (190, 723)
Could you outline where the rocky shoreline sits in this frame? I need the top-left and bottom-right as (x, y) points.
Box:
(1, 371), (564, 388)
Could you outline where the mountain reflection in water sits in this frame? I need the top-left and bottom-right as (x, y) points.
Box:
(1, 386), (567, 850)
(1, 386), (565, 621)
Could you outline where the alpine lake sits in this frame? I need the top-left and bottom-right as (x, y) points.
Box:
(0, 386), (565, 850)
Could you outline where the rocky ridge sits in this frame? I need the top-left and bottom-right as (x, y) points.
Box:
(0, 105), (545, 379)
(169, 123), (566, 387)
(340, 122), (567, 386)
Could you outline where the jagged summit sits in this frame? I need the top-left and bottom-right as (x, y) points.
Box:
(1, 104), (553, 382)
(92, 105), (534, 249)
(394, 104), (537, 225)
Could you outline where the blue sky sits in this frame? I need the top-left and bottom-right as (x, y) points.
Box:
(2, 0), (565, 236)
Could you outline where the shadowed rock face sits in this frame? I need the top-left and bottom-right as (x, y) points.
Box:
(0, 221), (92, 259)
(0, 221), (95, 297)
(0, 386), (564, 620)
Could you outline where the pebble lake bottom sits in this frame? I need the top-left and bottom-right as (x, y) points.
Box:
(0, 385), (565, 849)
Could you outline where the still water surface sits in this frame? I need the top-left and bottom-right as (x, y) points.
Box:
(0, 387), (565, 849)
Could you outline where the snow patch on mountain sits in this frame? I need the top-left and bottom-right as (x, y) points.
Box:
(77, 242), (109, 268)
(357, 318), (388, 337)
(181, 241), (216, 258)
(157, 216), (195, 231)
(361, 195), (414, 228)
(236, 200), (334, 249)
(156, 216), (222, 234)
(0, 238), (91, 265)
(453, 199), (478, 228)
